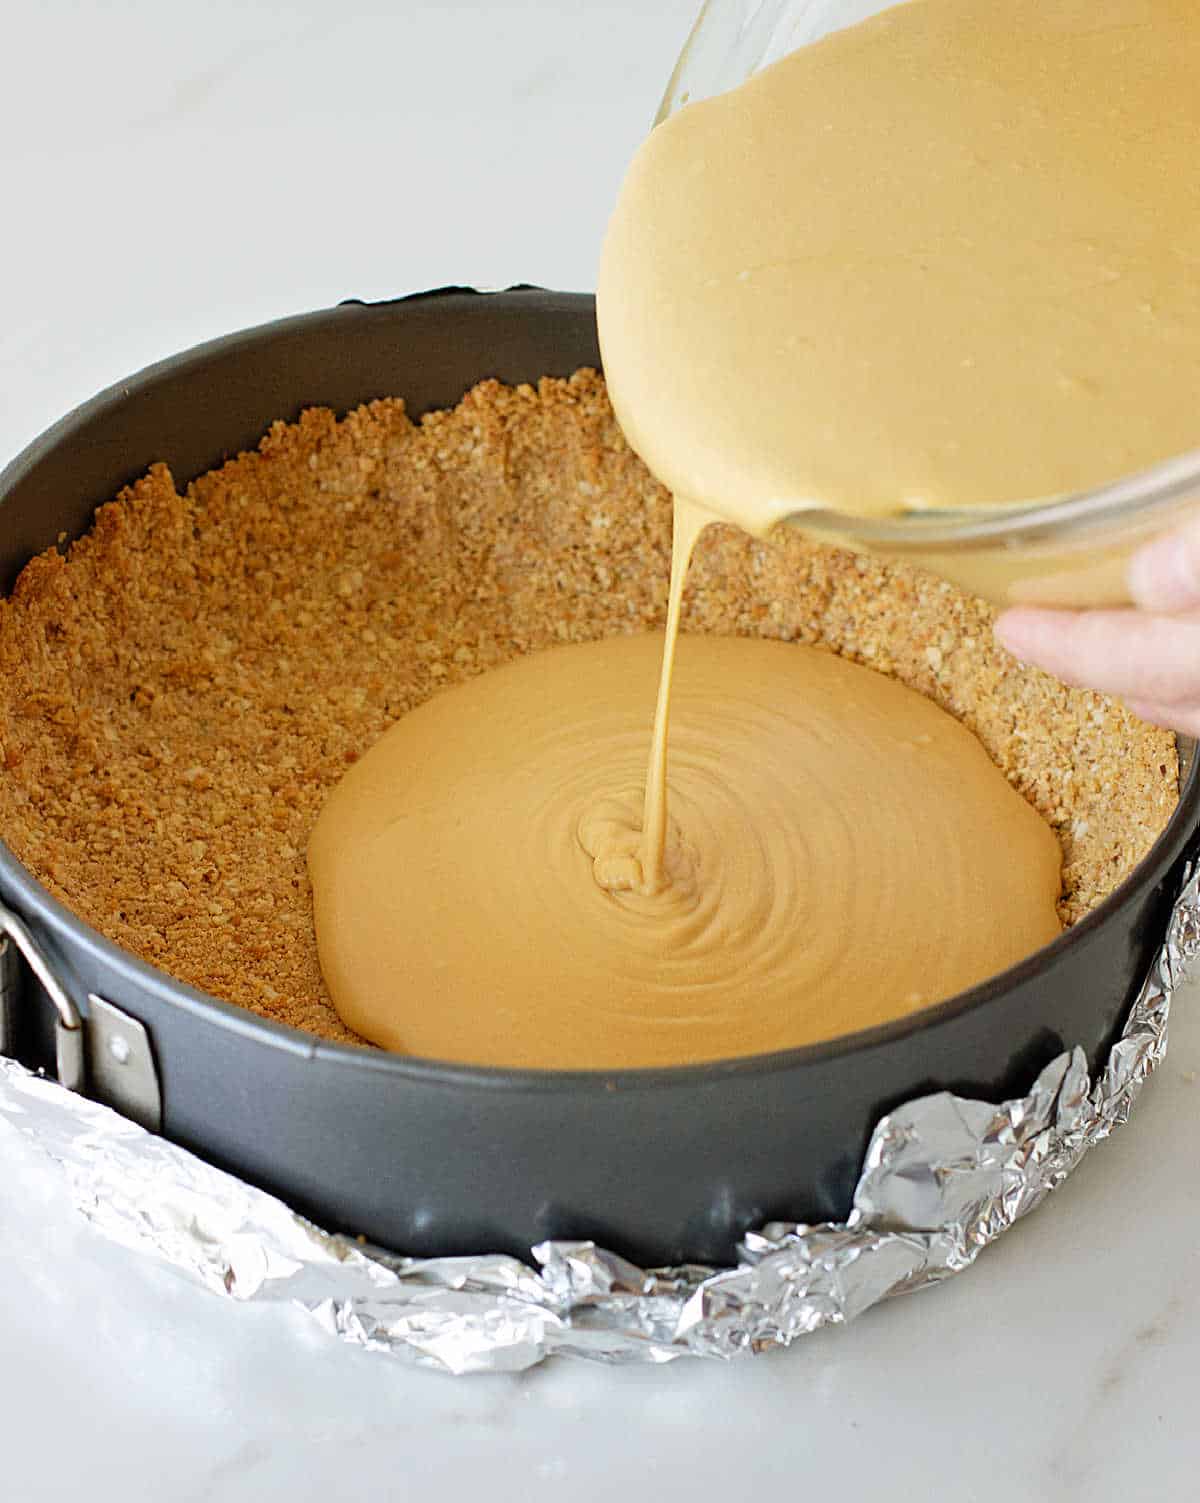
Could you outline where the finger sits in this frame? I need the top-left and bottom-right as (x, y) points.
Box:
(1121, 698), (1200, 737)
(993, 607), (1200, 704)
(1128, 517), (1200, 613)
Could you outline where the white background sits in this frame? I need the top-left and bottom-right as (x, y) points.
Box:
(2, 3), (1199, 1498)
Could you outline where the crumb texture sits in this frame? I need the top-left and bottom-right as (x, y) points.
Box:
(0, 372), (1179, 1044)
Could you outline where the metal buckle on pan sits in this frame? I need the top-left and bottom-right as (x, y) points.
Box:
(0, 902), (161, 1131)
(0, 902), (84, 1091)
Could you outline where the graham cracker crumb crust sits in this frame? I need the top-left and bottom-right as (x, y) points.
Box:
(0, 371), (1179, 1046)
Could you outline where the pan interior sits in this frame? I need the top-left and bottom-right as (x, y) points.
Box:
(0, 354), (1181, 1055)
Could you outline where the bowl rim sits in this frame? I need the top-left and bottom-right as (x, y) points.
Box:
(2, 291), (1197, 1094)
(794, 441), (1200, 553)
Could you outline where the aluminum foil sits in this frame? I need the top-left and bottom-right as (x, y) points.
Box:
(2, 863), (1198, 1374)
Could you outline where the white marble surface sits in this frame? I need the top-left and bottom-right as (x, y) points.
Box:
(2, 3), (1199, 1499)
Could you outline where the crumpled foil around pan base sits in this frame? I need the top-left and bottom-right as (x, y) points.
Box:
(3, 864), (1198, 1374)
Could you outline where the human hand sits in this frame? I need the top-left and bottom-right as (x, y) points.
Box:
(994, 520), (1200, 736)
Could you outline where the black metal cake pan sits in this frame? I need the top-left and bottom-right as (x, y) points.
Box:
(1, 288), (1196, 1267)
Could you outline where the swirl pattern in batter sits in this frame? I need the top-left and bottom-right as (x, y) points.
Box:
(308, 630), (1061, 1068)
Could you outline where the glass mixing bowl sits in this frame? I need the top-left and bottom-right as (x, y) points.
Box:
(656, 0), (1200, 607)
